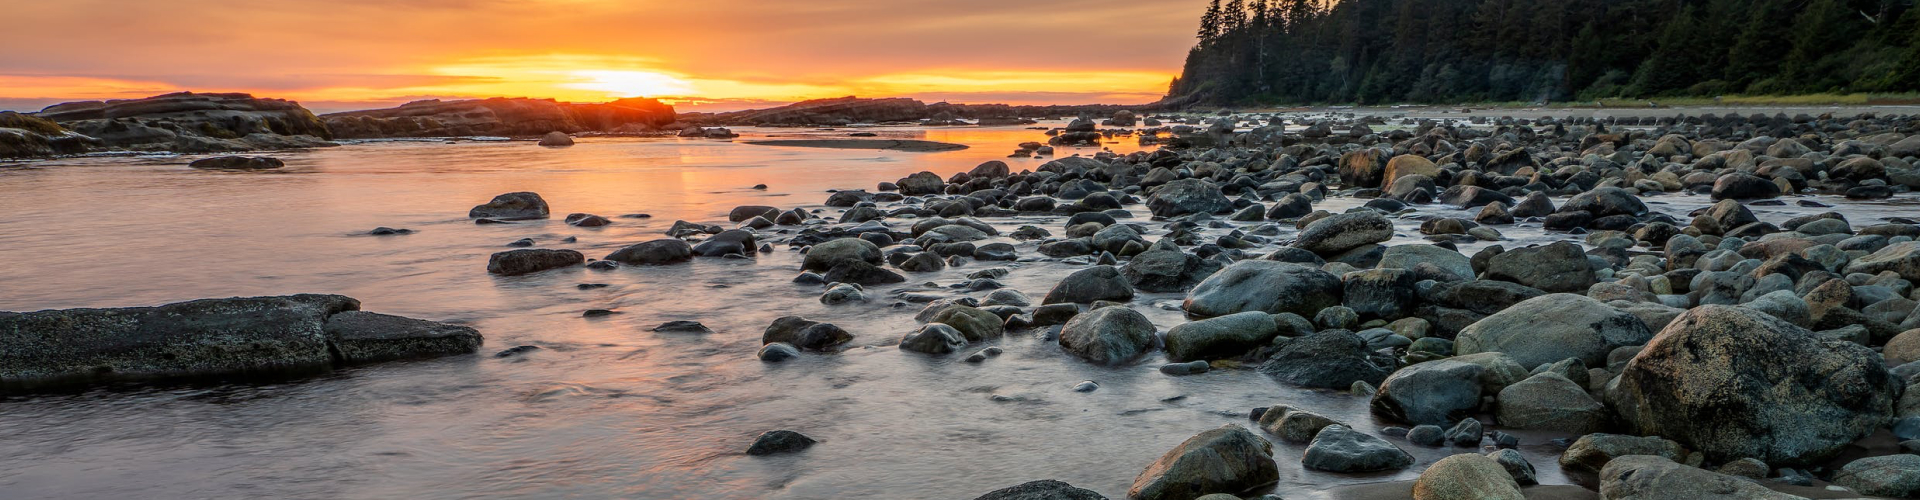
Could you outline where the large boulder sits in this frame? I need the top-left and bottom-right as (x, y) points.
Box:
(1184, 261), (1342, 319)
(1371, 359), (1484, 426)
(468, 191), (550, 220)
(1598, 455), (1798, 500)
(1292, 211), (1393, 255)
(1845, 241), (1920, 282)
(1164, 311), (1279, 361)
(803, 238), (883, 271)
(1833, 454), (1920, 498)
(1258, 330), (1392, 388)
(1044, 266), (1135, 304)
(1496, 372), (1608, 434)
(1146, 178), (1233, 217)
(1412, 453), (1524, 500)
(1058, 306), (1156, 366)
(1560, 187), (1648, 218)
(1456, 293), (1652, 369)
(1122, 249), (1222, 293)
(1126, 425), (1279, 500)
(1559, 433), (1686, 472)
(1383, 155), (1440, 186)
(1606, 305), (1900, 465)
(1379, 244), (1474, 280)
(487, 249), (584, 275)
(973, 480), (1107, 500)
(1484, 242), (1594, 293)
(603, 239), (693, 265)
(1302, 424), (1413, 473)
(760, 316), (853, 351)
(0, 295), (480, 389)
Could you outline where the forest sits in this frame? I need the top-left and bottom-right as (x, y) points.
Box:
(1165, 0), (1920, 105)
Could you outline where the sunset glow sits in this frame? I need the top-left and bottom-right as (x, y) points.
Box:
(0, 0), (1205, 113)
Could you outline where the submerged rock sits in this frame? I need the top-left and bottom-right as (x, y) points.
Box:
(973, 480), (1107, 500)
(746, 430), (815, 455)
(1057, 306), (1156, 366)
(487, 249), (585, 275)
(188, 155), (284, 170)
(468, 191), (550, 220)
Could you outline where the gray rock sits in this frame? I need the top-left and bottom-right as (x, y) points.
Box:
(973, 480), (1107, 500)
(1456, 293), (1651, 369)
(1488, 449), (1537, 485)
(1846, 241), (1920, 282)
(1302, 424), (1414, 473)
(487, 249), (584, 275)
(1184, 260), (1342, 318)
(1043, 266), (1135, 304)
(760, 316), (853, 351)
(1598, 455), (1797, 499)
(1607, 305), (1899, 466)
(1122, 249), (1222, 293)
(604, 239), (694, 265)
(1408, 425), (1445, 446)
(1496, 372), (1607, 434)
(803, 238), (884, 272)
(1058, 306), (1156, 366)
(1371, 360), (1484, 426)
(0, 295), (479, 389)
(1127, 425), (1278, 500)
(1293, 211), (1394, 255)
(468, 191), (549, 220)
(1833, 454), (1920, 498)
(746, 430), (815, 455)
(1485, 242), (1594, 293)
(900, 323), (967, 355)
(1412, 453), (1523, 500)
(1379, 244), (1475, 280)
(1159, 360), (1211, 376)
(1559, 433), (1686, 472)
(757, 342), (799, 362)
(1258, 330), (1392, 389)
(1146, 178), (1234, 217)
(1165, 311), (1279, 361)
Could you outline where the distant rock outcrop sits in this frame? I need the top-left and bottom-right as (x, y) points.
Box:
(0, 111), (99, 158)
(322, 97), (675, 139)
(32, 92), (334, 154)
(680, 96), (1151, 127)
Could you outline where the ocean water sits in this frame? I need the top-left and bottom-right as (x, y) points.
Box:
(1, 119), (1911, 499)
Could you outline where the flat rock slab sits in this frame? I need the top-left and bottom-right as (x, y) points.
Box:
(743, 139), (969, 152)
(1, 294), (481, 391)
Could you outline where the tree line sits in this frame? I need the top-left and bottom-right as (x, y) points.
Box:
(1167, 0), (1920, 105)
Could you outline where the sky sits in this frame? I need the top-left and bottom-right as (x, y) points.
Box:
(0, 0), (1206, 114)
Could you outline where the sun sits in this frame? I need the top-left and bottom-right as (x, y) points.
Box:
(566, 70), (697, 98)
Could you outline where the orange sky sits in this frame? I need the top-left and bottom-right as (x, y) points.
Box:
(0, 0), (1205, 113)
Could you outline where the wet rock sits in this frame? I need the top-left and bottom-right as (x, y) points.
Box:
(757, 342), (800, 362)
(1710, 173), (1781, 200)
(1146, 178), (1234, 217)
(603, 239), (693, 265)
(1456, 293), (1651, 369)
(367, 226), (412, 235)
(1846, 241), (1920, 282)
(1559, 433), (1686, 472)
(1833, 454), (1920, 498)
(1371, 359), (1484, 426)
(1159, 360), (1211, 376)
(1127, 425), (1279, 500)
(928, 305), (1005, 342)
(1302, 424), (1414, 473)
(487, 249), (585, 275)
(1488, 449), (1536, 486)
(803, 238), (884, 272)
(1043, 265), (1134, 304)
(746, 430), (815, 456)
(468, 191), (550, 220)
(1122, 249), (1222, 293)
(820, 282), (866, 305)
(761, 316), (853, 351)
(972, 480), (1107, 500)
(1292, 211), (1393, 256)
(651, 321), (712, 334)
(1412, 453), (1523, 500)
(1607, 305), (1899, 466)
(1495, 371), (1607, 434)
(1166, 311), (1279, 362)
(1258, 330), (1392, 389)
(824, 261), (906, 286)
(1058, 305), (1155, 366)
(1378, 244), (1475, 281)
(0, 295), (480, 389)
(900, 323), (967, 354)
(1484, 242), (1594, 293)
(1184, 261), (1342, 319)
(1598, 455), (1795, 499)
(188, 155), (285, 170)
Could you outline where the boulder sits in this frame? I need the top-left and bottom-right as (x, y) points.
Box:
(1258, 330), (1392, 389)
(746, 430), (815, 455)
(1293, 211), (1394, 255)
(1833, 454), (1920, 498)
(1044, 266), (1135, 304)
(1598, 455), (1797, 500)
(1845, 241), (1920, 282)
(487, 249), (584, 275)
(900, 323), (967, 354)
(1302, 424), (1414, 473)
(1122, 249), (1223, 293)
(1127, 425), (1279, 500)
(1371, 359), (1485, 426)
(188, 155), (285, 170)
(0, 295), (480, 389)
(1184, 261), (1342, 318)
(1146, 178), (1234, 217)
(973, 480), (1107, 500)
(1496, 372), (1608, 434)
(804, 238), (884, 271)
(1058, 306), (1156, 366)
(604, 239), (693, 265)
(1484, 242), (1594, 293)
(1456, 293), (1652, 369)
(1607, 305), (1899, 465)
(1412, 453), (1524, 500)
(1378, 244), (1475, 280)
(537, 131), (574, 146)
(760, 316), (853, 351)
(1164, 311), (1279, 361)
(468, 191), (550, 220)
(1560, 433), (1686, 472)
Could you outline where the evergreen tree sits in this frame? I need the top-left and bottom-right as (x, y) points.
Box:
(1198, 0), (1223, 42)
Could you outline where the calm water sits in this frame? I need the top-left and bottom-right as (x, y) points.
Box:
(0, 121), (1911, 499)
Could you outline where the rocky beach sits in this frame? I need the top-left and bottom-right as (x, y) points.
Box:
(4, 103), (1920, 499)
